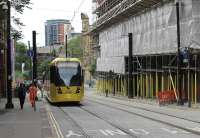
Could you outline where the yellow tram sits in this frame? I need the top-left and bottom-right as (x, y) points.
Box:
(44, 58), (84, 103)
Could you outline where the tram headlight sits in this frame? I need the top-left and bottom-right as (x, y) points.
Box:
(57, 87), (62, 94)
(76, 87), (81, 93)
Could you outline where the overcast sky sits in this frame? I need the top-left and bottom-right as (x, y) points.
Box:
(14, 0), (92, 47)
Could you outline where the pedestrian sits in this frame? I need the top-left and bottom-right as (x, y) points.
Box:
(28, 83), (37, 111)
(18, 83), (26, 110)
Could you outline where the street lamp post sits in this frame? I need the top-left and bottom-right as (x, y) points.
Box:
(5, 0), (14, 109)
(32, 31), (37, 84)
(176, 2), (183, 105)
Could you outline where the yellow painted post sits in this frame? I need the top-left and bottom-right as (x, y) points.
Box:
(191, 73), (194, 103)
(146, 73), (148, 98)
(97, 79), (99, 92)
(133, 75), (136, 97)
(168, 75), (170, 90)
(182, 74), (185, 96)
(118, 76), (120, 95)
(121, 76), (124, 96)
(169, 74), (172, 90)
(124, 76), (126, 96)
(140, 74), (143, 98)
(98, 79), (100, 92)
(102, 78), (104, 93)
(156, 72), (158, 98)
(103, 78), (105, 94)
(101, 78), (102, 93)
(143, 74), (145, 98)
(162, 73), (164, 92)
(108, 78), (110, 94)
(195, 70), (197, 105)
(137, 75), (140, 97)
(101, 79), (103, 92)
(175, 75), (177, 91)
(116, 77), (118, 95)
(150, 74), (153, 98)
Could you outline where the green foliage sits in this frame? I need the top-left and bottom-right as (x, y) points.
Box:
(15, 70), (24, 78)
(67, 36), (83, 60)
(15, 42), (31, 71)
(11, 0), (32, 40)
(11, 0), (32, 14)
(37, 59), (51, 78)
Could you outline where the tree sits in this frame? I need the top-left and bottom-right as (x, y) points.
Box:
(15, 42), (31, 71)
(37, 59), (51, 79)
(67, 36), (83, 60)
(11, 0), (32, 40)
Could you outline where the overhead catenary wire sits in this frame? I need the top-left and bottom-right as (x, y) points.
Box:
(34, 7), (92, 13)
(70, 0), (86, 22)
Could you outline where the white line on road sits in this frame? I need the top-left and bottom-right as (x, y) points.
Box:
(65, 131), (82, 138)
(49, 112), (64, 138)
(129, 129), (150, 135)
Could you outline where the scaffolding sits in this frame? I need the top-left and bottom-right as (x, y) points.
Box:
(93, 0), (200, 105)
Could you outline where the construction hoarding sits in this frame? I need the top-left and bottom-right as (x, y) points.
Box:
(96, 0), (200, 74)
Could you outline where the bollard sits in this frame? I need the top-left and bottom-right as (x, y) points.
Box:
(105, 89), (108, 97)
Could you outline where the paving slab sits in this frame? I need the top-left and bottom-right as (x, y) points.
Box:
(0, 98), (55, 138)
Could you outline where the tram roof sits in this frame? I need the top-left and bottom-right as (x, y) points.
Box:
(50, 58), (81, 65)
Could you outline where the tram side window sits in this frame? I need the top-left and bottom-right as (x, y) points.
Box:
(50, 66), (56, 83)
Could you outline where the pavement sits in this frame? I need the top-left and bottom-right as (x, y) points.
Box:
(0, 97), (55, 138)
(85, 86), (200, 123)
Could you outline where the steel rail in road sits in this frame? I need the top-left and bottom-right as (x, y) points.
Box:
(58, 106), (92, 138)
(79, 106), (138, 138)
(59, 105), (138, 138)
(85, 97), (200, 136)
(86, 96), (200, 124)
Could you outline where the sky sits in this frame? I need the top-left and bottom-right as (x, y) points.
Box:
(13, 0), (93, 47)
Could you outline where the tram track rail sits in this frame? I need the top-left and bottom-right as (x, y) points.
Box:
(58, 104), (138, 138)
(86, 95), (200, 124)
(85, 96), (200, 136)
(79, 106), (138, 138)
(59, 106), (92, 138)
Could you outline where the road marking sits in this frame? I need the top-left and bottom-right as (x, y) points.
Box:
(49, 112), (64, 138)
(100, 129), (109, 136)
(48, 111), (60, 138)
(105, 129), (127, 136)
(188, 127), (200, 132)
(129, 129), (149, 135)
(161, 128), (190, 134)
(161, 128), (178, 134)
(46, 104), (64, 138)
(65, 131), (82, 137)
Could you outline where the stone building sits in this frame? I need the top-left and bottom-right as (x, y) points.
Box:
(81, 13), (93, 83)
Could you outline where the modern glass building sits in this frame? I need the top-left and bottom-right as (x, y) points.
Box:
(45, 19), (72, 46)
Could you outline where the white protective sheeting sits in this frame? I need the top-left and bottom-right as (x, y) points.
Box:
(97, 0), (200, 73)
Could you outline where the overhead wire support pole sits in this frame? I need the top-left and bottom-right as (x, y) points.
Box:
(176, 2), (183, 105)
(188, 53), (191, 107)
(65, 35), (67, 58)
(128, 33), (133, 98)
(5, 0), (14, 109)
(32, 31), (37, 84)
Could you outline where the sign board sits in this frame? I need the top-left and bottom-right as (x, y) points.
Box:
(27, 50), (34, 57)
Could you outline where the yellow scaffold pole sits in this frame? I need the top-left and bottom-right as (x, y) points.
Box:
(191, 73), (194, 103)
(146, 73), (148, 98)
(195, 55), (197, 104)
(169, 69), (178, 101)
(156, 72), (158, 98)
